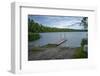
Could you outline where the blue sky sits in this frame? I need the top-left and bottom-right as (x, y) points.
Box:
(28, 15), (85, 29)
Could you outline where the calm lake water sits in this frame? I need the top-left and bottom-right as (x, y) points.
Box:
(29, 32), (87, 49)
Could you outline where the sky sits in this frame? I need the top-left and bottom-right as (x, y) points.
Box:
(28, 15), (86, 29)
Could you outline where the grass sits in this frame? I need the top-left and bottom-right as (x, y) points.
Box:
(73, 47), (88, 58)
(32, 47), (45, 52)
(31, 44), (58, 53)
(42, 44), (58, 48)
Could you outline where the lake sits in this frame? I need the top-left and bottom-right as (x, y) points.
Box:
(29, 32), (87, 49)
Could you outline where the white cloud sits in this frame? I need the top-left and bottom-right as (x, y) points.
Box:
(29, 15), (84, 29)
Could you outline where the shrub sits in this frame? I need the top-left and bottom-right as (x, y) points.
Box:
(74, 38), (88, 58)
(28, 32), (40, 41)
(74, 47), (88, 58)
(81, 38), (88, 47)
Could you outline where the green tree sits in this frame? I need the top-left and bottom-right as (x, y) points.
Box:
(81, 17), (88, 29)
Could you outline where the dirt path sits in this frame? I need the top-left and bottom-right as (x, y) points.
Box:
(28, 47), (77, 60)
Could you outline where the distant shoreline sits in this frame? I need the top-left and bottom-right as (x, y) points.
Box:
(28, 18), (88, 33)
(38, 30), (88, 33)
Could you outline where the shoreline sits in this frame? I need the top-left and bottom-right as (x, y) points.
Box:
(28, 46), (78, 60)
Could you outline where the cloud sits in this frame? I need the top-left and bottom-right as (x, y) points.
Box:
(28, 15), (84, 29)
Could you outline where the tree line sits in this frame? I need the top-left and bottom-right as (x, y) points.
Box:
(28, 18), (87, 33)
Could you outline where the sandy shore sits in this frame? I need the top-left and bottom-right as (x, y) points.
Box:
(28, 47), (77, 60)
